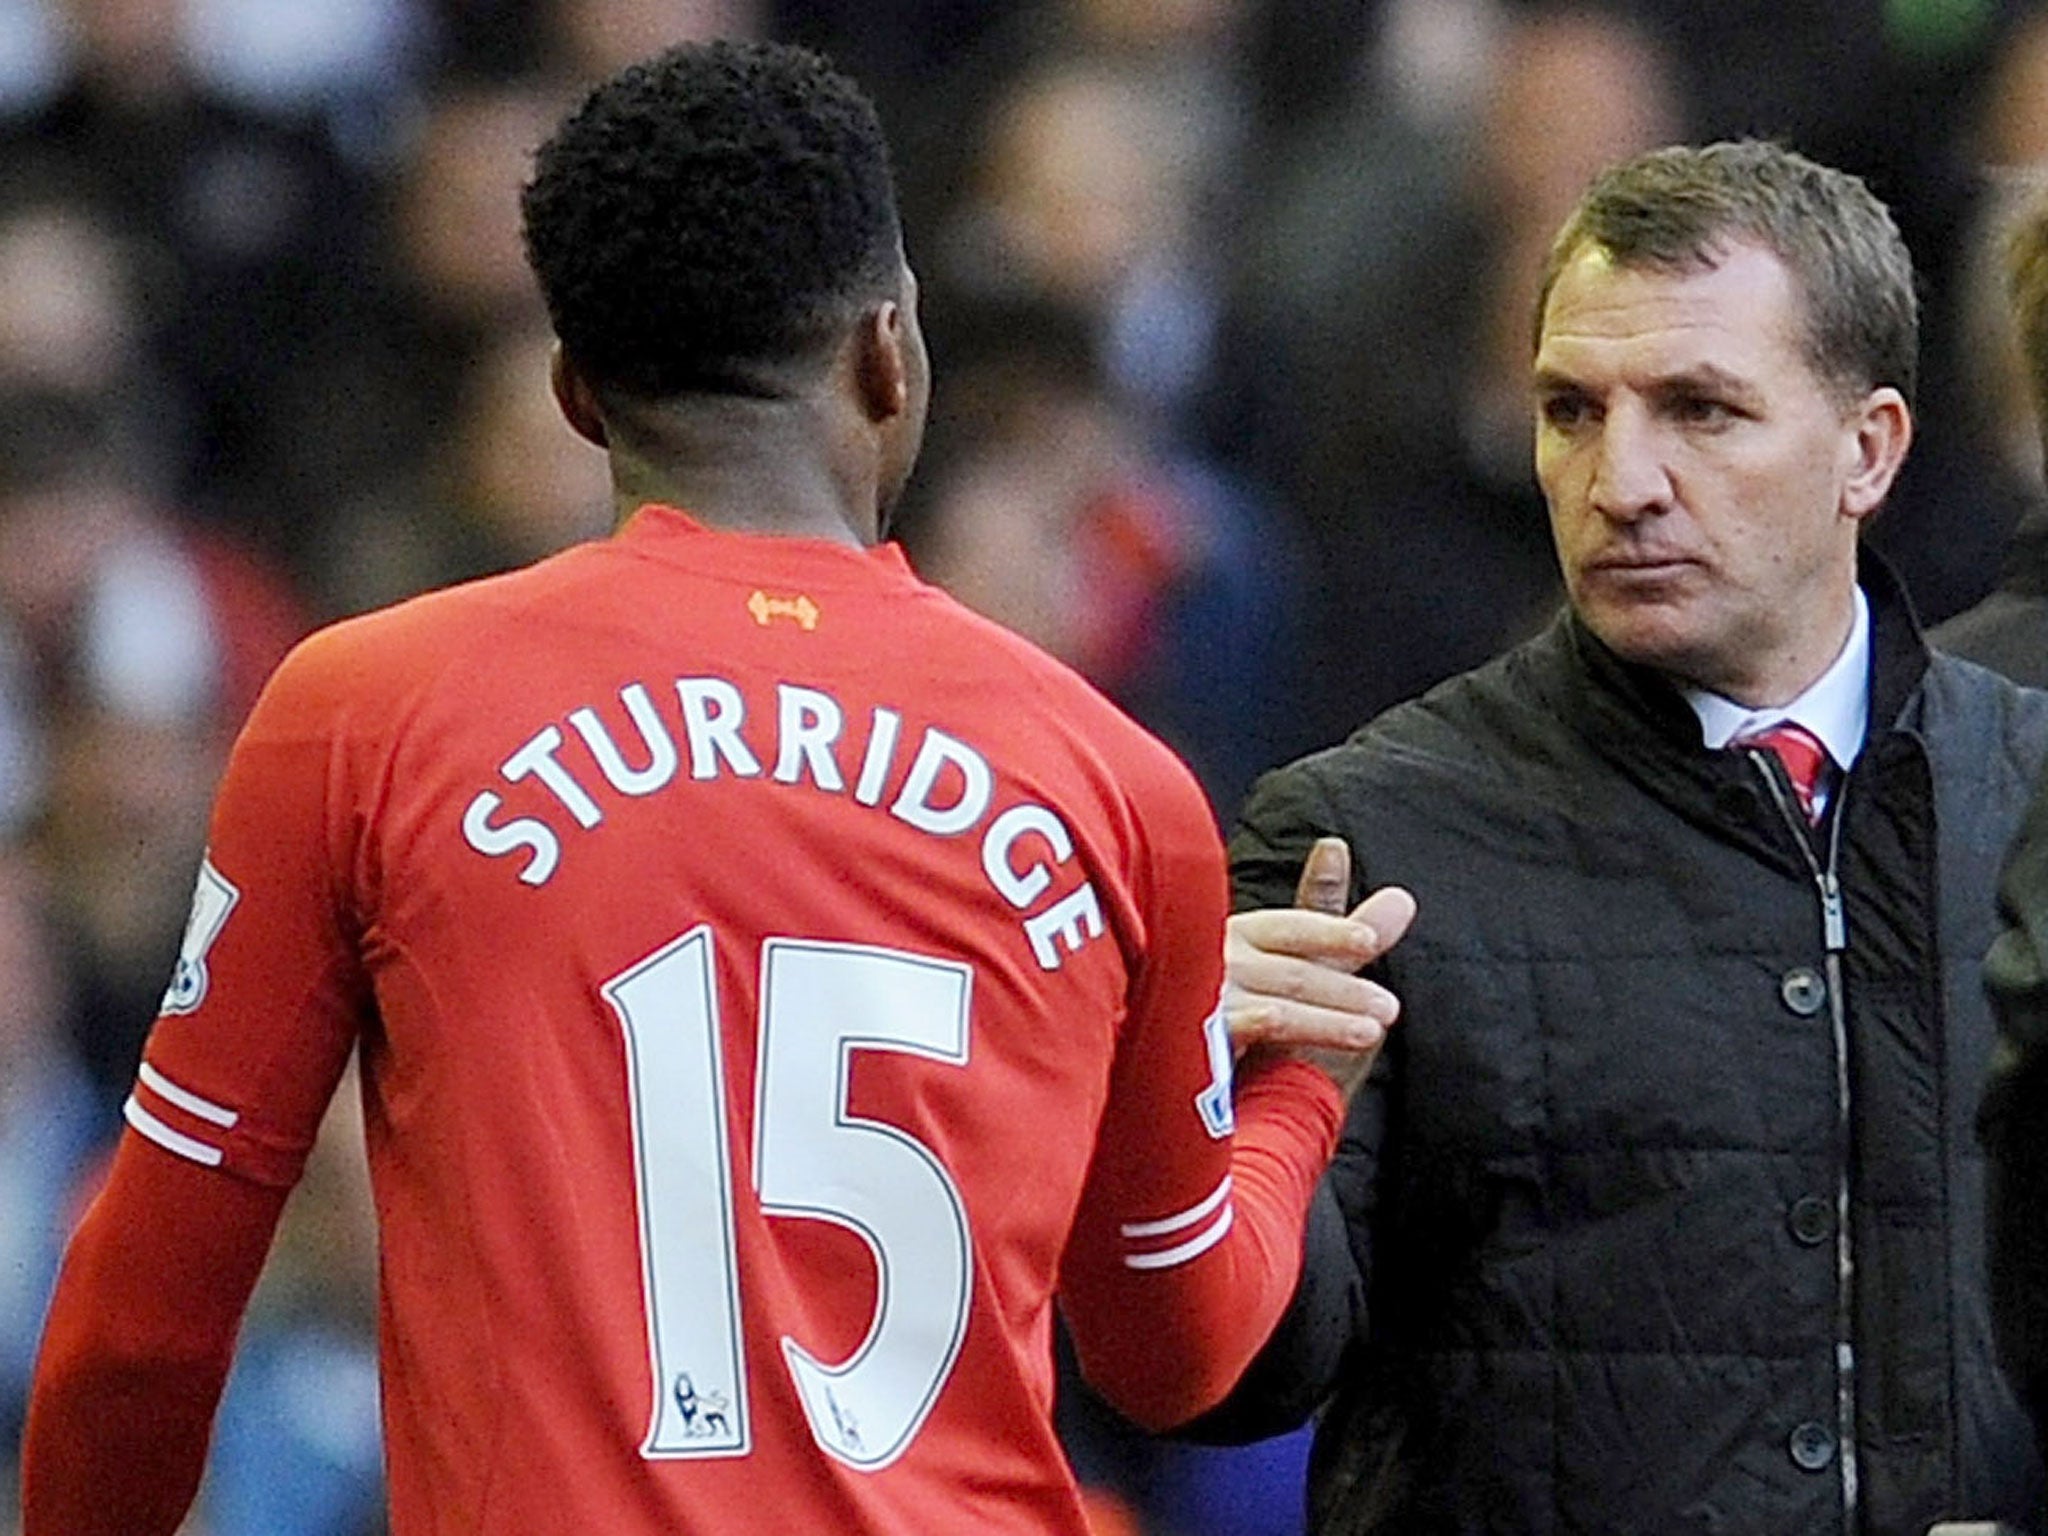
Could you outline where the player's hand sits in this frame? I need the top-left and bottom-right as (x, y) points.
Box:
(1224, 837), (1416, 1098)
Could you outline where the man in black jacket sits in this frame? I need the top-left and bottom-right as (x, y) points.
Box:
(1203, 141), (2048, 1534)
(1985, 771), (2048, 1457)
(1972, 183), (2048, 1469)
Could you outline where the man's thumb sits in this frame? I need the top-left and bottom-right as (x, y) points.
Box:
(1293, 836), (1351, 916)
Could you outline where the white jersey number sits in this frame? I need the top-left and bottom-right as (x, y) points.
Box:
(604, 929), (974, 1471)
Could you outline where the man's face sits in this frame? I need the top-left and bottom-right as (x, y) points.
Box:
(1533, 239), (1905, 704)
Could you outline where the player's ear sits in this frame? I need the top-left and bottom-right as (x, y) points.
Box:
(853, 300), (910, 427)
(550, 344), (609, 449)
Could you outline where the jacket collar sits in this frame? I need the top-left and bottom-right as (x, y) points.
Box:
(1534, 551), (1929, 862)
(1556, 550), (1929, 755)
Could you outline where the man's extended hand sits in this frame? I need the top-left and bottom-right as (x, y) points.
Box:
(1224, 837), (1416, 1097)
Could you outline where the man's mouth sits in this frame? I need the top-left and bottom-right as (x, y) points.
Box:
(1586, 550), (1697, 575)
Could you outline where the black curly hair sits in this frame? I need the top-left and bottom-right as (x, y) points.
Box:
(521, 39), (904, 400)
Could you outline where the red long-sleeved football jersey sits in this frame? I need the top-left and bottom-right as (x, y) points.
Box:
(25, 506), (1340, 1536)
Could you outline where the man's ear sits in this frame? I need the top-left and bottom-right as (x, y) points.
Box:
(1841, 385), (1912, 522)
(550, 345), (609, 448)
(853, 301), (910, 425)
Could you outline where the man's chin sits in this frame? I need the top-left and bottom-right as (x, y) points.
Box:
(1580, 605), (1707, 680)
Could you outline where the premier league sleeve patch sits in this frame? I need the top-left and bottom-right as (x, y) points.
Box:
(1195, 1003), (1235, 1140)
(160, 854), (240, 1017)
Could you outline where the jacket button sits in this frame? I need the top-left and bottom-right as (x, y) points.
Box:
(1788, 1195), (1833, 1245)
(1789, 1421), (1836, 1471)
(1780, 967), (1827, 1016)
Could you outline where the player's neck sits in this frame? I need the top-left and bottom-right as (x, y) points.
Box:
(603, 397), (881, 547)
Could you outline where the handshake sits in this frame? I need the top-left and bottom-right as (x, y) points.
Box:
(1221, 836), (1417, 1098)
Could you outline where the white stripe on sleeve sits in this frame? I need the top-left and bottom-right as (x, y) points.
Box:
(1120, 1175), (1232, 1240)
(1123, 1208), (1234, 1271)
(124, 1095), (225, 1168)
(138, 1061), (240, 1127)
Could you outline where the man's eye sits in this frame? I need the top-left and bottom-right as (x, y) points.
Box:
(1540, 395), (1590, 428)
(1671, 395), (1735, 424)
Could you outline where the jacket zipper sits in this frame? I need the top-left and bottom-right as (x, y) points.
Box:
(1747, 748), (1859, 1529)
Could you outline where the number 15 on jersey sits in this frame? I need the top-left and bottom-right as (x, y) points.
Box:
(604, 929), (976, 1472)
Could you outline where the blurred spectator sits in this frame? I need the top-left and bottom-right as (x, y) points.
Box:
(0, 186), (191, 502)
(1205, 4), (1677, 740)
(923, 0), (1253, 439)
(203, 1069), (383, 1536)
(1932, 174), (2048, 683)
(0, 195), (140, 397)
(906, 296), (1315, 819)
(0, 387), (307, 1095)
(1932, 10), (2048, 683)
(545, 0), (763, 84)
(314, 321), (611, 617)
(267, 71), (573, 600)
(0, 0), (384, 569)
(383, 76), (560, 354)
(0, 848), (98, 1464)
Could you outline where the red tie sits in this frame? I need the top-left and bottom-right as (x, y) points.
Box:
(1737, 722), (1830, 823)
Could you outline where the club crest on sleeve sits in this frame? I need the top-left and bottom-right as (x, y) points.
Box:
(160, 855), (241, 1017)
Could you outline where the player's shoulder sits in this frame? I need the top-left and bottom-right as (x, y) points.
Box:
(253, 555), (591, 729)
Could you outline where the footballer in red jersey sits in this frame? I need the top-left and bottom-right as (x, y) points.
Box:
(23, 41), (1409, 1536)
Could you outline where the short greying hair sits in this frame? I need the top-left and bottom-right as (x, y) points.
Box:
(1535, 140), (1918, 410)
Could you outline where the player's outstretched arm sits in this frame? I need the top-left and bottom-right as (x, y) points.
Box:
(1059, 837), (1411, 1433)
(22, 1135), (289, 1536)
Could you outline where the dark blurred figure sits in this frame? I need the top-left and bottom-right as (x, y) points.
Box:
(1206, 5), (1677, 741)
(314, 321), (611, 617)
(1933, 178), (2048, 685)
(921, 0), (1254, 448)
(1932, 8), (2048, 685)
(0, 848), (98, 1480)
(906, 296), (1316, 820)
(266, 72), (571, 601)
(0, 0), (382, 571)
(0, 388), (306, 1102)
(1983, 762), (2048, 1461)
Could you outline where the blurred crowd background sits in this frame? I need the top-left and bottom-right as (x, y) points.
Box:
(5, 1), (2048, 1532)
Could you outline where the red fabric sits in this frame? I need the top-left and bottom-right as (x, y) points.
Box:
(1736, 721), (1830, 822)
(22, 1135), (290, 1536)
(25, 504), (1341, 1536)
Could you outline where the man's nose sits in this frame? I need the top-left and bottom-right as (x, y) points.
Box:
(1587, 408), (1672, 521)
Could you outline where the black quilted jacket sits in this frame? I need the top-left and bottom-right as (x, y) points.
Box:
(1200, 564), (2048, 1535)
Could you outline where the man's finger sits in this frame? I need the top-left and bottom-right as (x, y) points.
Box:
(1349, 885), (1418, 958)
(1226, 982), (1403, 1052)
(1294, 836), (1351, 915)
